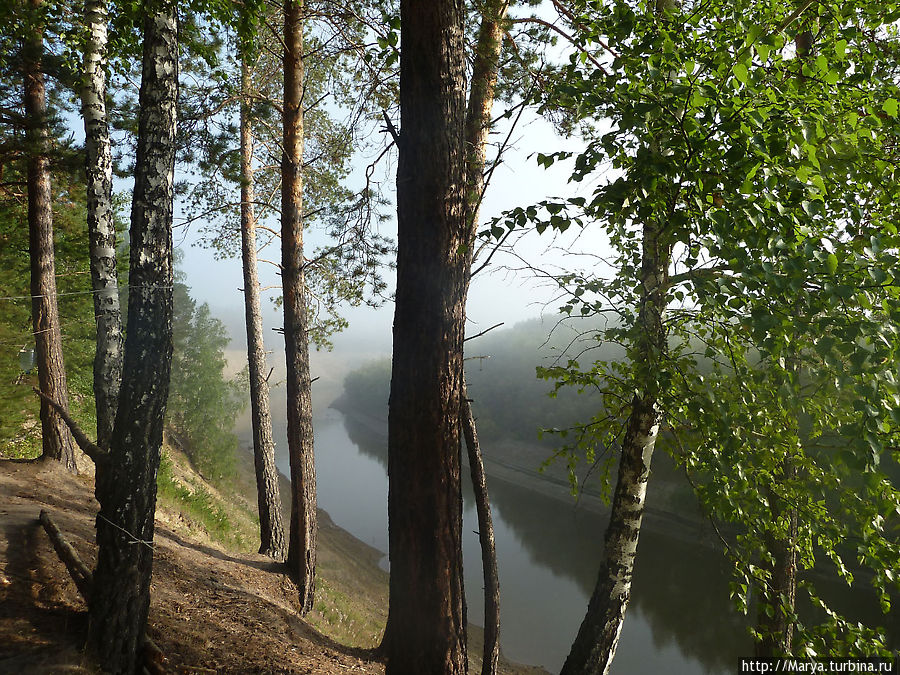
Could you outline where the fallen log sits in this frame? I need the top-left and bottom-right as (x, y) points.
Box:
(38, 509), (92, 599)
(38, 509), (168, 675)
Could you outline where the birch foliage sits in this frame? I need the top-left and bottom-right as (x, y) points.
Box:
(493, 0), (900, 656)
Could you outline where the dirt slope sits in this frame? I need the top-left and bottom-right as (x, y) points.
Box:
(0, 458), (381, 674)
(0, 458), (548, 675)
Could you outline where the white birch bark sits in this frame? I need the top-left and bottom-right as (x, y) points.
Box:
(82, 0), (122, 449)
(560, 223), (669, 675)
(88, 5), (178, 672)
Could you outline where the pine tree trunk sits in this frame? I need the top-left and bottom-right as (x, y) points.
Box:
(384, 0), (468, 671)
(281, 0), (317, 611)
(87, 4), (178, 672)
(463, 0), (508, 229)
(461, 4), (509, 673)
(23, 0), (77, 473)
(561, 222), (669, 675)
(241, 51), (286, 562)
(82, 0), (122, 449)
(461, 381), (500, 675)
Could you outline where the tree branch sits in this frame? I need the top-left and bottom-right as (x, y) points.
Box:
(510, 16), (608, 75)
(381, 110), (400, 144)
(464, 322), (505, 342)
(33, 388), (107, 463)
(549, 0), (620, 61)
(38, 509), (168, 674)
(667, 264), (732, 287)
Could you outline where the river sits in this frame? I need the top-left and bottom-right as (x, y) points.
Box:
(238, 405), (894, 672)
(237, 407), (750, 673)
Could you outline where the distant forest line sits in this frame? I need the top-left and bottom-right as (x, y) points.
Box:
(341, 317), (610, 447)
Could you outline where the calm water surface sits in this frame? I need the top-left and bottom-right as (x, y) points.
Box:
(240, 407), (754, 673)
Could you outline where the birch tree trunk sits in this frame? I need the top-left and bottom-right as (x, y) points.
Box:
(87, 4), (178, 671)
(241, 51), (286, 562)
(560, 223), (669, 675)
(384, 0), (469, 671)
(755, 472), (799, 656)
(82, 0), (123, 449)
(281, 0), (317, 612)
(754, 20), (810, 655)
(23, 0), (77, 472)
(461, 3), (510, 673)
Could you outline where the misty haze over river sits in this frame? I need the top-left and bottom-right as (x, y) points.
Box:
(223, 326), (895, 673)
(237, 405), (756, 673)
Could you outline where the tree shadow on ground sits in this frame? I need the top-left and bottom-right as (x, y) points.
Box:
(0, 508), (92, 673)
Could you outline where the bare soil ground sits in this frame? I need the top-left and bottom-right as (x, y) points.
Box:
(0, 458), (546, 675)
(0, 458), (385, 674)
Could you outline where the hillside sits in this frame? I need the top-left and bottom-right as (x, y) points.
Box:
(0, 444), (547, 674)
(0, 452), (384, 674)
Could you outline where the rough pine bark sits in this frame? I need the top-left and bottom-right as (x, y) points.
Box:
(23, 0), (77, 472)
(281, 0), (317, 611)
(87, 5), (178, 672)
(384, 0), (469, 671)
(82, 0), (123, 449)
(241, 52), (285, 562)
(560, 222), (670, 675)
(460, 3), (510, 673)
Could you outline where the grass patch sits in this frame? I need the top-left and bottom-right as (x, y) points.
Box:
(156, 450), (258, 554)
(308, 577), (384, 648)
(0, 417), (42, 460)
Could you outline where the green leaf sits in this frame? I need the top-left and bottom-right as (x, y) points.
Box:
(834, 39), (847, 59)
(869, 267), (887, 285)
(882, 98), (898, 118)
(732, 62), (749, 85)
(825, 253), (838, 275)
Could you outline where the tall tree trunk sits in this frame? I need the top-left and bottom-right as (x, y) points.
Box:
(384, 0), (468, 671)
(23, 0), (77, 473)
(753, 19), (809, 655)
(463, 0), (508, 227)
(281, 0), (317, 611)
(560, 223), (669, 675)
(82, 0), (123, 449)
(755, 472), (799, 656)
(87, 3), (178, 671)
(461, 3), (510, 673)
(241, 50), (286, 562)
(461, 380), (500, 675)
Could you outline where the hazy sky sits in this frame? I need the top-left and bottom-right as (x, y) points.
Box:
(175, 108), (610, 363)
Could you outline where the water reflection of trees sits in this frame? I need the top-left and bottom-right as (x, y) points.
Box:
(343, 413), (749, 670)
(484, 473), (750, 672)
(343, 413), (388, 467)
(343, 411), (898, 665)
